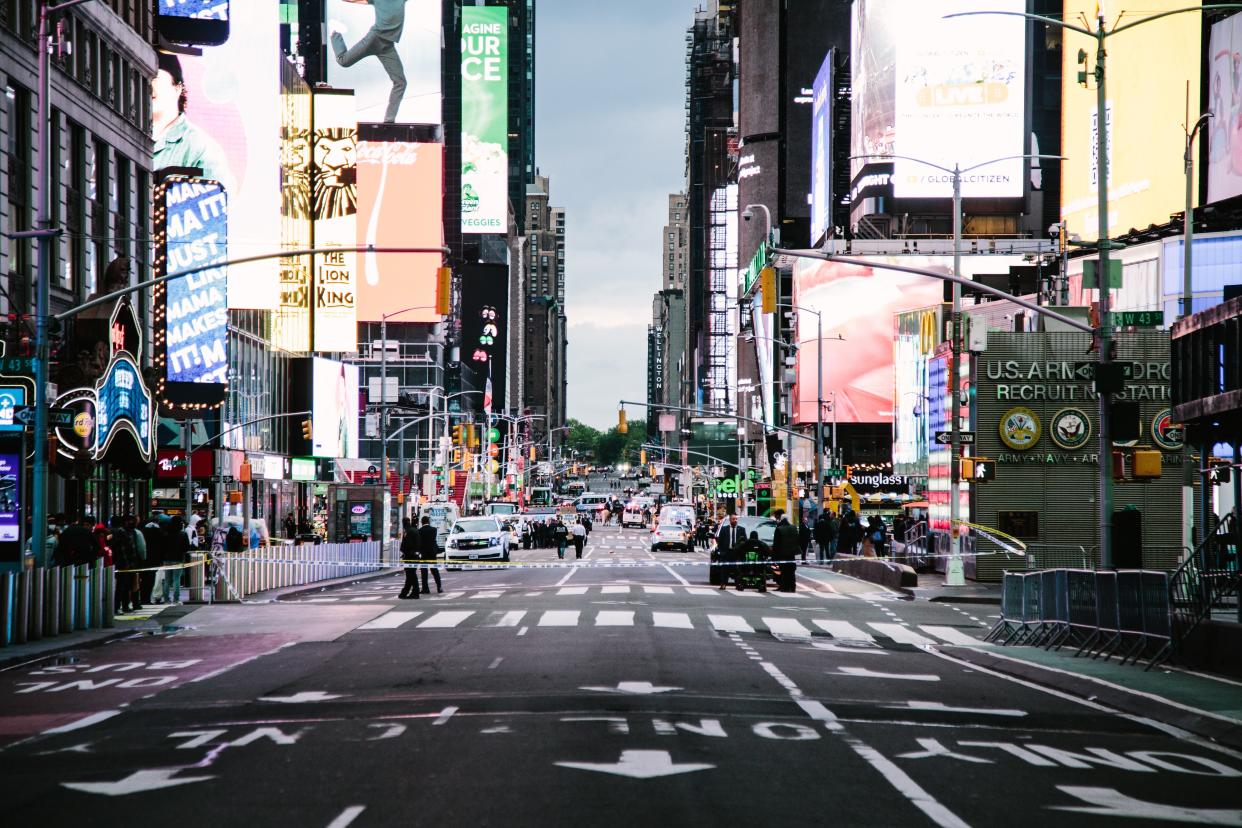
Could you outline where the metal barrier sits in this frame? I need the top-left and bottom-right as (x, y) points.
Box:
(986, 566), (1173, 669)
(212, 541), (384, 602)
(1, 562), (114, 648)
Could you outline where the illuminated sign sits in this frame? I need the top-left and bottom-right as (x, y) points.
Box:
(291, 457), (316, 481)
(95, 354), (153, 465)
(155, 177), (229, 411)
(158, 0), (227, 19)
(275, 60), (312, 352)
(0, 386), (25, 432)
(1209, 14), (1242, 204)
(312, 90), (359, 353)
(461, 6), (508, 234)
(811, 50), (834, 243)
(311, 358), (359, 459)
(0, 453), (19, 544)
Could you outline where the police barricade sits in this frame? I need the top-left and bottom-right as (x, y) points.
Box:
(1057, 569), (1099, 652)
(1009, 571), (1042, 645)
(1113, 570), (1147, 663)
(986, 572), (1025, 642)
(1, 562), (115, 647)
(211, 541), (384, 603)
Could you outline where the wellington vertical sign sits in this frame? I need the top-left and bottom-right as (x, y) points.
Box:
(461, 6), (508, 234)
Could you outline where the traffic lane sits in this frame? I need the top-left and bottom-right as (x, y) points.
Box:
(733, 635), (1242, 825)
(0, 633), (293, 748)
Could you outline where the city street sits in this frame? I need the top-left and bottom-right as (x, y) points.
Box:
(2, 521), (1240, 826)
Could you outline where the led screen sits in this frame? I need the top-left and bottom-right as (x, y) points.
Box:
(811, 51), (833, 243)
(0, 386), (25, 433)
(793, 255), (1020, 424)
(0, 453), (18, 543)
(311, 91), (359, 353)
(1061, 0), (1200, 237)
(356, 141), (444, 322)
(161, 179), (229, 391)
(158, 0), (227, 19)
(153, 0), (281, 308)
(461, 6), (508, 234)
(325, 0), (441, 125)
(1209, 13), (1242, 204)
(311, 357), (359, 459)
(95, 354), (153, 463)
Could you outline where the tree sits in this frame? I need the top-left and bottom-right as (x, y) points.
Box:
(565, 418), (601, 458)
(596, 419), (647, 467)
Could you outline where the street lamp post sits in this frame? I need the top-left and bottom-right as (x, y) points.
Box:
(1184, 110), (1212, 553)
(378, 305), (438, 499)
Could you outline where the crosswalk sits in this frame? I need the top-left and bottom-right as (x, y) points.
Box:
(293, 584), (852, 603)
(350, 608), (987, 646)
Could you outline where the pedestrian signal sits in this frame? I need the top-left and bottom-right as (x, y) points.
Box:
(488, 426), (501, 442)
(760, 266), (777, 314)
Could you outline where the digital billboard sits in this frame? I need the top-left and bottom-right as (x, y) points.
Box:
(312, 357), (359, 459)
(792, 255), (1020, 424)
(461, 6), (508, 234)
(811, 50), (834, 244)
(460, 263), (509, 414)
(1061, 0), (1200, 237)
(156, 178), (229, 410)
(0, 453), (19, 545)
(153, 0), (281, 309)
(158, 0), (226, 18)
(95, 354), (154, 464)
(1209, 13), (1242, 204)
(326, 0), (442, 125)
(356, 140), (444, 322)
(311, 90), (359, 353)
(275, 59), (312, 353)
(0, 386), (25, 433)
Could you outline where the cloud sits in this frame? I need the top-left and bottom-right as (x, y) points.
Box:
(537, 1), (700, 425)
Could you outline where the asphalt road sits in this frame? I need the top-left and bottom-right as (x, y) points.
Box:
(2, 513), (1240, 826)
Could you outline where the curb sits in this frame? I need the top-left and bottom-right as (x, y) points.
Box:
(944, 646), (1242, 752)
(0, 624), (154, 671)
(926, 595), (1002, 605)
(260, 567), (400, 602)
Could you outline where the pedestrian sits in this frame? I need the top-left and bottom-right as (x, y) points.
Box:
(838, 511), (859, 556)
(283, 511), (297, 540)
(771, 509), (799, 593)
(713, 513), (743, 589)
(225, 524), (245, 553)
(163, 516), (191, 605)
(417, 515), (442, 594)
(398, 517), (421, 600)
(126, 514), (147, 610)
(553, 519), (569, 560)
(141, 515), (165, 604)
(814, 510), (835, 563)
(109, 515), (138, 613)
(798, 516), (812, 562)
(55, 515), (95, 568)
(571, 518), (586, 559)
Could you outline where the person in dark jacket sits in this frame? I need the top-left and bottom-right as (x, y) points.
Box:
(713, 513), (744, 589)
(813, 511), (835, 563)
(553, 520), (569, 560)
(140, 516), (165, 605)
(838, 511), (859, 555)
(398, 517), (421, 599)
(110, 515), (139, 613)
(417, 516), (442, 594)
(162, 517), (191, 605)
(54, 516), (95, 568)
(771, 509), (800, 592)
(798, 518), (812, 562)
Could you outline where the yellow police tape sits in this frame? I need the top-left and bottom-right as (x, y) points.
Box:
(115, 558), (208, 574)
(951, 519), (1028, 557)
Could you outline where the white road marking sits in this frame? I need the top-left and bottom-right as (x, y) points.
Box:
(812, 620), (874, 641)
(557, 586), (588, 596)
(652, 612), (694, 629)
(708, 614), (754, 633)
(601, 585), (630, 594)
(662, 564), (691, 586)
(868, 623), (936, 645)
(595, 611), (635, 626)
(326, 806), (366, 828)
(358, 611), (422, 630)
(685, 587), (717, 596)
(539, 610), (581, 627)
(42, 710), (121, 735)
(836, 667), (940, 681)
(919, 626), (985, 646)
(643, 586), (674, 595)
(488, 657), (503, 669)
(484, 610), (527, 627)
(475, 591), (504, 599)
(432, 706), (458, 725)
(555, 567), (577, 587)
(764, 617), (812, 637)
(417, 611), (474, 629)
(433, 591), (465, 600)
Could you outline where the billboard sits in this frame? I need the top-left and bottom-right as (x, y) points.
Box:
(275, 59), (312, 352)
(152, 1), (281, 308)
(811, 51), (834, 244)
(312, 91), (359, 353)
(356, 140), (444, 322)
(1062, 0), (1200, 237)
(158, 0), (226, 18)
(850, 0), (1025, 200)
(326, 0), (441, 125)
(460, 263), (509, 413)
(0, 452), (18, 546)
(156, 178), (229, 410)
(792, 255), (1020, 424)
(312, 358), (359, 459)
(1209, 13), (1242, 204)
(461, 6), (508, 234)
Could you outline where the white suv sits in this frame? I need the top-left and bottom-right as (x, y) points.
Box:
(444, 516), (510, 562)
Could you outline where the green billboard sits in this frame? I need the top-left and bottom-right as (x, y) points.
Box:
(461, 6), (508, 234)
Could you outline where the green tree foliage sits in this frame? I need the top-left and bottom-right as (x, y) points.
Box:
(596, 419), (647, 467)
(565, 418), (601, 458)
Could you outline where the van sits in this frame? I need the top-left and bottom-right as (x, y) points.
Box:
(418, 501), (461, 551)
(483, 502), (518, 517)
(573, 493), (610, 515)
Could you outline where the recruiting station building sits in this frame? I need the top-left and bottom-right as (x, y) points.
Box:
(969, 331), (1194, 582)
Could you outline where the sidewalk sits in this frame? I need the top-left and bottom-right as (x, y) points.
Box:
(908, 570), (1003, 604)
(0, 605), (180, 670)
(946, 643), (1242, 750)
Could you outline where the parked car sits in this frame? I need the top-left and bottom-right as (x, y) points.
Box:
(443, 516), (510, 562)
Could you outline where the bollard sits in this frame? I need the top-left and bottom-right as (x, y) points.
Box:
(30, 568), (44, 641)
(0, 571), (13, 646)
(75, 564), (89, 630)
(61, 565), (74, 632)
(15, 570), (30, 644)
(45, 566), (59, 638)
(103, 565), (115, 628)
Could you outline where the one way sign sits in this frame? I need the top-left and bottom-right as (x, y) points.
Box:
(934, 431), (975, 446)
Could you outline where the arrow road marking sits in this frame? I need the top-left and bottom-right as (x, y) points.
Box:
(580, 681), (684, 695)
(258, 691), (344, 704)
(1051, 786), (1242, 825)
(889, 701), (1027, 717)
(835, 667), (940, 681)
(556, 750), (714, 779)
(62, 769), (215, 796)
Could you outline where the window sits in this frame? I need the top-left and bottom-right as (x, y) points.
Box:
(5, 82), (31, 281)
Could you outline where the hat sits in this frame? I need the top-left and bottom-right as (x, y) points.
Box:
(93, 523), (108, 533)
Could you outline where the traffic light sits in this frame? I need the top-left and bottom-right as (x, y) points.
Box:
(436, 266), (452, 315)
(447, 469), (456, 488)
(760, 266), (776, 314)
(452, 424), (463, 445)
(618, 407), (627, 434)
(466, 425), (479, 449)
(453, 448), (463, 464)
(301, 418), (312, 441)
(959, 457), (973, 480)
(640, 449), (647, 465)
(529, 445), (536, 461)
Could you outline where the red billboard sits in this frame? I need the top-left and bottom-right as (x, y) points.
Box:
(355, 141), (444, 322)
(156, 448), (216, 479)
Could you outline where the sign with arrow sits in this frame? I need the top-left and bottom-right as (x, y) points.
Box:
(934, 431), (974, 446)
(1072, 361), (1135, 382)
(13, 406), (74, 428)
(555, 750), (715, 779)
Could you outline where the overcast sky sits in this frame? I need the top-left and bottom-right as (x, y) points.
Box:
(536, 0), (699, 429)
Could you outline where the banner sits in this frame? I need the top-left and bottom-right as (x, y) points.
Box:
(312, 90), (359, 352)
(461, 6), (508, 234)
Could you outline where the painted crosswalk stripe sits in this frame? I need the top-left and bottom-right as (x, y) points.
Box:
(919, 626), (984, 646)
(812, 620), (874, 641)
(601, 586), (630, 594)
(643, 586), (674, 595)
(764, 617), (812, 636)
(557, 587), (588, 596)
(349, 596), (382, 602)
(685, 587), (718, 596)
(595, 611), (635, 626)
(434, 591), (466, 601)
(538, 610), (580, 627)
(482, 610), (526, 628)
(868, 623), (936, 645)
(475, 591), (504, 599)
(359, 611), (422, 630)
(652, 612), (693, 629)
(417, 611), (474, 629)
(708, 614), (754, 633)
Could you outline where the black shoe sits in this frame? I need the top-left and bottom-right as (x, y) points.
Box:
(436, 586), (442, 593)
(758, 587), (767, 593)
(133, 603), (143, 610)
(422, 588), (430, 594)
